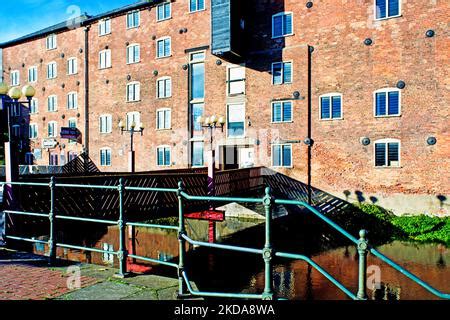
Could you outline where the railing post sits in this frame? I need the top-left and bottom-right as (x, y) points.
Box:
(48, 176), (56, 266)
(262, 187), (274, 300)
(357, 229), (369, 300)
(115, 178), (129, 278)
(177, 180), (188, 298)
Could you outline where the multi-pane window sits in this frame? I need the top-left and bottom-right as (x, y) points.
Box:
(157, 2), (171, 21)
(126, 82), (140, 102)
(272, 62), (292, 85)
(99, 19), (111, 36)
(156, 37), (171, 58)
(48, 121), (57, 137)
(157, 77), (172, 98)
(157, 109), (171, 130)
(99, 115), (112, 133)
(192, 103), (204, 133)
(47, 62), (57, 79)
(127, 11), (140, 29)
(126, 112), (140, 130)
(227, 104), (245, 137)
(375, 139), (400, 167)
(272, 12), (293, 38)
(190, 0), (205, 12)
(191, 141), (204, 167)
(375, 0), (401, 20)
(68, 118), (77, 128)
(30, 99), (38, 114)
(272, 101), (293, 123)
(227, 66), (245, 95)
(190, 53), (205, 100)
(126, 44), (140, 64)
(100, 148), (112, 166)
(11, 70), (20, 86)
(99, 50), (112, 69)
(49, 153), (59, 166)
(47, 95), (57, 112)
(28, 66), (38, 83)
(374, 88), (400, 117)
(67, 92), (78, 110)
(46, 34), (57, 50)
(272, 144), (292, 168)
(29, 124), (38, 139)
(157, 146), (171, 166)
(67, 58), (77, 75)
(68, 151), (78, 162)
(320, 94), (342, 120)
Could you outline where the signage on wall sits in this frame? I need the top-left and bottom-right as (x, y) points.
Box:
(42, 139), (58, 149)
(60, 127), (81, 140)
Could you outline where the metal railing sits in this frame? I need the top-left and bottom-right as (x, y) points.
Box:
(1, 178), (449, 300)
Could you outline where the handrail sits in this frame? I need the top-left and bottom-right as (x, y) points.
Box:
(1, 179), (449, 300)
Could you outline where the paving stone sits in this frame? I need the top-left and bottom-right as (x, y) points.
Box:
(59, 281), (141, 300)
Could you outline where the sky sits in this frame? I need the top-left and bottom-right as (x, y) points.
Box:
(0, 0), (139, 43)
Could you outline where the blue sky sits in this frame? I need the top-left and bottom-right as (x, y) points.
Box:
(0, 0), (137, 43)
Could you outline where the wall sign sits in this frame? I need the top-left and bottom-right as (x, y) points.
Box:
(42, 139), (57, 149)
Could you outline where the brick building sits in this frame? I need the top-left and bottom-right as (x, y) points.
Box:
(0, 0), (448, 215)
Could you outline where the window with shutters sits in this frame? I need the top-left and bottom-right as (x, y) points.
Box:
(272, 144), (292, 168)
(156, 146), (171, 166)
(99, 115), (112, 133)
(100, 148), (112, 166)
(126, 44), (140, 64)
(157, 2), (171, 21)
(28, 66), (38, 83)
(272, 62), (292, 85)
(272, 12), (293, 38)
(272, 101), (293, 123)
(127, 10), (140, 29)
(157, 77), (172, 98)
(374, 139), (400, 167)
(99, 19), (111, 36)
(10, 70), (20, 86)
(126, 82), (140, 102)
(227, 66), (245, 95)
(374, 0), (401, 20)
(47, 62), (57, 79)
(374, 88), (400, 117)
(320, 93), (343, 120)
(99, 49), (112, 69)
(156, 37), (171, 58)
(157, 109), (171, 130)
(227, 104), (245, 138)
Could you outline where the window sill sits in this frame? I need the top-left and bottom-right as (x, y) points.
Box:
(156, 128), (172, 131)
(126, 26), (140, 30)
(374, 114), (401, 118)
(271, 121), (294, 124)
(272, 166), (293, 169)
(46, 48), (57, 51)
(99, 33), (112, 37)
(156, 55), (172, 60)
(157, 96), (172, 100)
(272, 33), (295, 40)
(157, 17), (172, 22)
(374, 14), (402, 22)
(319, 118), (344, 121)
(99, 66), (112, 70)
(228, 93), (246, 97)
(46, 78), (57, 80)
(100, 132), (112, 134)
(126, 100), (141, 103)
(126, 61), (141, 65)
(67, 73), (78, 76)
(189, 8), (207, 14)
(374, 166), (402, 169)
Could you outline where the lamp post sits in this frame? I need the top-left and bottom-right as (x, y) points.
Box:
(118, 120), (144, 173)
(196, 114), (225, 243)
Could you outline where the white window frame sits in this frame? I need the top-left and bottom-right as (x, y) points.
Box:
(156, 108), (172, 130)
(10, 70), (20, 86)
(100, 148), (112, 167)
(29, 123), (38, 139)
(189, 0), (206, 13)
(374, 138), (401, 168)
(272, 12), (294, 39)
(46, 34), (57, 50)
(227, 65), (246, 96)
(47, 62), (57, 79)
(156, 36), (171, 58)
(99, 49), (112, 69)
(28, 66), (38, 83)
(319, 93), (344, 120)
(126, 82), (141, 102)
(126, 10), (140, 29)
(226, 103), (246, 138)
(67, 92), (78, 110)
(271, 101), (294, 123)
(156, 2), (172, 21)
(126, 111), (141, 131)
(157, 76), (172, 99)
(48, 121), (57, 138)
(67, 57), (78, 75)
(271, 61), (293, 85)
(99, 18), (111, 36)
(156, 145), (172, 167)
(47, 95), (58, 112)
(68, 118), (77, 128)
(271, 144), (293, 168)
(373, 88), (401, 118)
(374, 0), (402, 21)
(126, 44), (140, 64)
(99, 114), (113, 134)
(30, 98), (38, 114)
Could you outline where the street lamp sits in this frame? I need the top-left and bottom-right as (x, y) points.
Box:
(118, 119), (144, 173)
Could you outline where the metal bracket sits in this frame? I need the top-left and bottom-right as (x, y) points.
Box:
(262, 247), (273, 262)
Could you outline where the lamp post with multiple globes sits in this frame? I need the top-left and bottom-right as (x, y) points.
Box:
(118, 119), (144, 173)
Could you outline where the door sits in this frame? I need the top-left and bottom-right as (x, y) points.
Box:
(239, 148), (254, 168)
(222, 146), (239, 170)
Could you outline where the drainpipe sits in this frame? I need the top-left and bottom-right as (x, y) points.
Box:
(307, 45), (313, 205)
(83, 26), (90, 161)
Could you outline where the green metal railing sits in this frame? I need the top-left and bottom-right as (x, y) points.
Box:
(1, 178), (449, 300)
